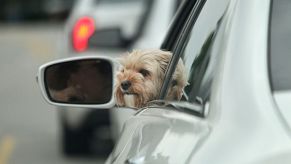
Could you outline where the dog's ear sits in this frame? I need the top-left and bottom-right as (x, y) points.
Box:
(117, 51), (131, 66)
(154, 50), (172, 73)
(175, 87), (184, 100)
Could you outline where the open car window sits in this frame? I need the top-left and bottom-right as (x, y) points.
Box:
(270, 0), (291, 91)
(170, 0), (230, 104)
(270, 0), (291, 129)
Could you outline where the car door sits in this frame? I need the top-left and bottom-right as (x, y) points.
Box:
(106, 0), (232, 163)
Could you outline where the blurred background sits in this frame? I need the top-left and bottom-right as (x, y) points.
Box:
(0, 0), (179, 163)
(0, 0), (106, 163)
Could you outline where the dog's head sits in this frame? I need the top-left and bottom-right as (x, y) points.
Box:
(114, 49), (187, 108)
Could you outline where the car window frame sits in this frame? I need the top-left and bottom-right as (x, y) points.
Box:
(160, 0), (200, 51)
(159, 0), (207, 99)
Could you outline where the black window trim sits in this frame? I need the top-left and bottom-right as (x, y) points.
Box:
(159, 0), (207, 99)
(268, 0), (274, 91)
(161, 0), (199, 51)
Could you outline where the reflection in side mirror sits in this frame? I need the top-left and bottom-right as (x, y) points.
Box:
(37, 56), (116, 108)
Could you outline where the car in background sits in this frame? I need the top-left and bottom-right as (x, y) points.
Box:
(0, 0), (73, 22)
(56, 0), (182, 156)
(38, 0), (291, 163)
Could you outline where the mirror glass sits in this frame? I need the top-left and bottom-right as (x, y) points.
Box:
(44, 59), (113, 104)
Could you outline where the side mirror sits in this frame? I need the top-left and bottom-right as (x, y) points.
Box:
(37, 56), (117, 108)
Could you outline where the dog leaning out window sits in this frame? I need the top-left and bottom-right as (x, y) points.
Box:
(114, 49), (188, 108)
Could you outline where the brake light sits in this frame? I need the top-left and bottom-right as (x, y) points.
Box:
(72, 17), (95, 52)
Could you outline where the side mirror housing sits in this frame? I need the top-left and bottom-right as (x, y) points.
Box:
(37, 56), (117, 109)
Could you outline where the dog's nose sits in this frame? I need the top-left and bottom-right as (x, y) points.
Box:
(121, 80), (131, 90)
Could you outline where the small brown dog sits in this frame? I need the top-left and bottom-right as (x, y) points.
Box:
(114, 49), (187, 108)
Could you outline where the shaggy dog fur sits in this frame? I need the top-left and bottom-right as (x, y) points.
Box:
(114, 49), (187, 108)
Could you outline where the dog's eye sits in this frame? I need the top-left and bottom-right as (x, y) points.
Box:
(172, 80), (178, 86)
(120, 69), (124, 73)
(139, 69), (150, 77)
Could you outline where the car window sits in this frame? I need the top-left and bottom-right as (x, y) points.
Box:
(270, 0), (291, 91)
(270, 0), (291, 128)
(166, 0), (230, 104)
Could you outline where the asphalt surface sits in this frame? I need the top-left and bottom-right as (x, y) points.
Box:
(0, 24), (105, 164)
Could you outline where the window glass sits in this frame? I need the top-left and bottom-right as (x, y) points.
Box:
(270, 0), (291, 91)
(270, 0), (291, 130)
(167, 0), (229, 104)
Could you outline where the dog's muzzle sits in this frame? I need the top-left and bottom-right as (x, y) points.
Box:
(121, 80), (131, 91)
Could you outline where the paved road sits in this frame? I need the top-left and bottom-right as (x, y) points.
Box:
(0, 24), (105, 164)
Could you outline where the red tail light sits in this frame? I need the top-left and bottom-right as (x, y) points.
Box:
(72, 17), (95, 52)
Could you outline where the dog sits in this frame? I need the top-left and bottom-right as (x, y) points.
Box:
(114, 49), (187, 108)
